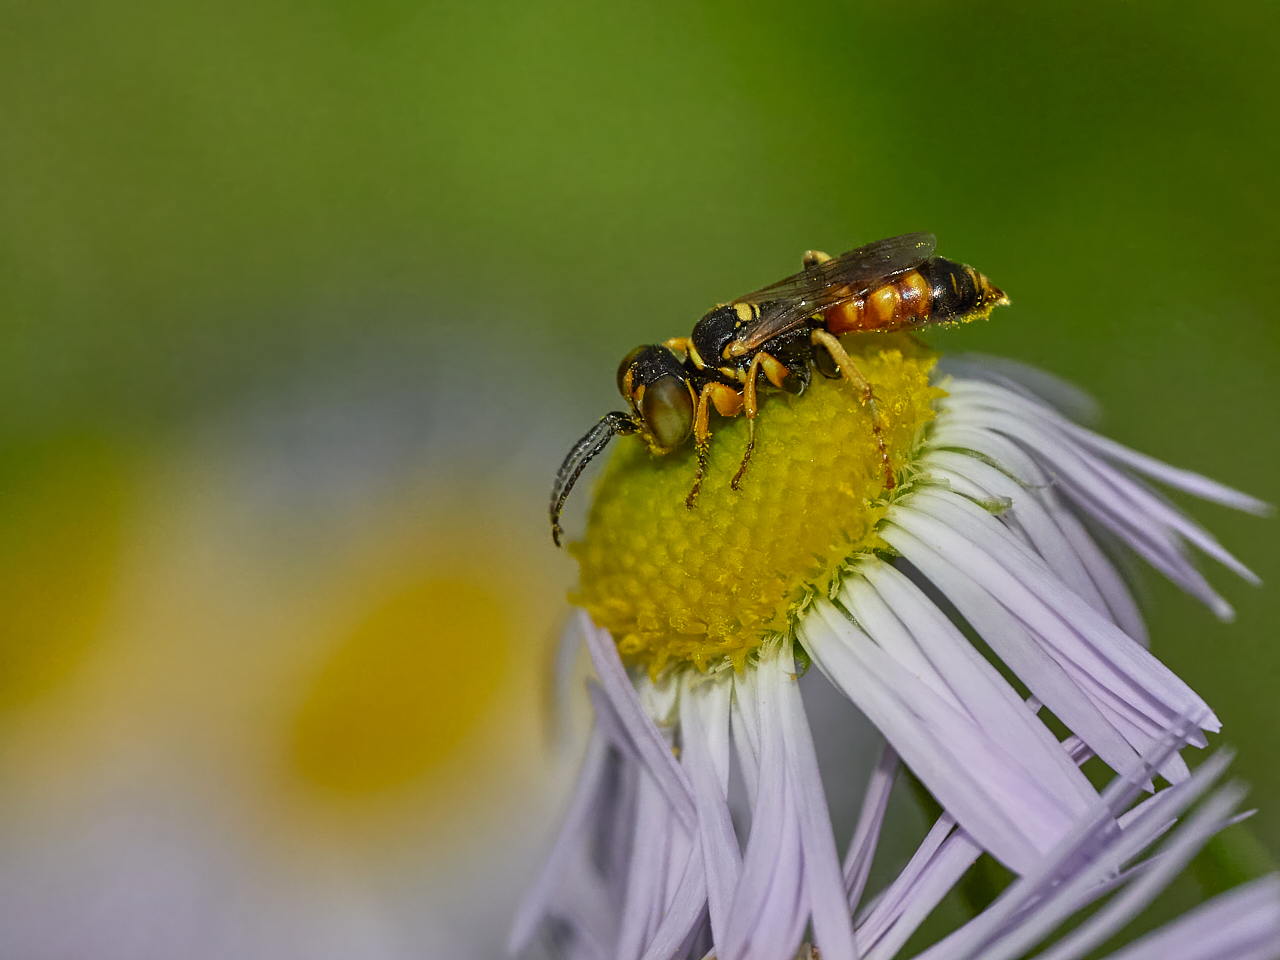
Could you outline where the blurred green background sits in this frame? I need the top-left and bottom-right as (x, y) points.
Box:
(1, 0), (1277, 944)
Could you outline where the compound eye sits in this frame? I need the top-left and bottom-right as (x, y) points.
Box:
(640, 375), (695, 452)
(616, 346), (648, 396)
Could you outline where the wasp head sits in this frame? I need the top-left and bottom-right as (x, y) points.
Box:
(616, 344), (696, 454)
(549, 344), (696, 547)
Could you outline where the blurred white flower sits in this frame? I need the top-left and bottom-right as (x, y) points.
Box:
(0, 330), (583, 959)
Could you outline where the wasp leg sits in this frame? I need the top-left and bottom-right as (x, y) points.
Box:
(687, 381), (743, 509)
(811, 337), (842, 379)
(731, 351), (792, 490)
(803, 249), (832, 270)
(810, 329), (895, 491)
(663, 336), (693, 358)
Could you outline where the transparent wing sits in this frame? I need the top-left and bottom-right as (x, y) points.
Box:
(730, 232), (936, 350)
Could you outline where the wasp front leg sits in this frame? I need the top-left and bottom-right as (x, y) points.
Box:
(730, 351), (794, 490)
(810, 329), (895, 491)
(687, 380), (743, 509)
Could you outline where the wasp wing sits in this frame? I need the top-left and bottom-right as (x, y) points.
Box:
(729, 232), (937, 350)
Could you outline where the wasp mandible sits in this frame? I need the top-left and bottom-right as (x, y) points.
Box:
(550, 233), (1008, 546)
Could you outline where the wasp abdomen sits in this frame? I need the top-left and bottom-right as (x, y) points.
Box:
(918, 257), (982, 323)
(824, 257), (1005, 334)
(824, 268), (931, 333)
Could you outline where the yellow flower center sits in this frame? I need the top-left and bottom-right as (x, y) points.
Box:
(571, 333), (943, 676)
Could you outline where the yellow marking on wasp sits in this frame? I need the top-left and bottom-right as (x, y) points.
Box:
(899, 271), (929, 313)
(868, 285), (899, 327)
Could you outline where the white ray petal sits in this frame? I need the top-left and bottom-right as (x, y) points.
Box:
(885, 498), (1216, 733)
(947, 378), (1271, 516)
(843, 743), (899, 911)
(883, 524), (1143, 776)
(579, 611), (696, 829)
(616, 771), (678, 960)
(1099, 876), (1280, 960)
(947, 400), (1260, 586)
(800, 602), (1075, 874)
(679, 674), (741, 947)
(925, 450), (1112, 618)
(773, 642), (858, 960)
(861, 562), (1097, 811)
(721, 658), (809, 960)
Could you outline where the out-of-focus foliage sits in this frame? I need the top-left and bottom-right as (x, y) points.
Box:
(0, 1), (1276, 953)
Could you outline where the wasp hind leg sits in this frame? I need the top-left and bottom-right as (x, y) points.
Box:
(810, 330), (895, 491)
(802, 249), (832, 270)
(687, 381), (743, 508)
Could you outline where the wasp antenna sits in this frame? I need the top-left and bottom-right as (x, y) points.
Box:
(550, 412), (638, 547)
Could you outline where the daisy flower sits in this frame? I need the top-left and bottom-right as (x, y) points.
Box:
(512, 334), (1269, 960)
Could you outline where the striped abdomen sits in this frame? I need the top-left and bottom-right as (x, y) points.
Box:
(823, 257), (1008, 334)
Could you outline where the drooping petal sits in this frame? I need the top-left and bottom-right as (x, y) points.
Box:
(942, 384), (1261, 607)
(890, 488), (1215, 734)
(509, 729), (633, 957)
(881, 499), (1217, 781)
(679, 673), (741, 947)
(615, 768), (679, 960)
(854, 562), (1097, 813)
(721, 649), (809, 960)
(993, 782), (1247, 960)
(636, 840), (709, 960)
(800, 600), (1077, 874)
(842, 743), (899, 910)
(1099, 876), (1280, 960)
(882, 528), (1146, 777)
(860, 828), (983, 960)
(856, 812), (958, 950)
(912, 745), (1237, 960)
(579, 611), (696, 830)
(772, 641), (858, 960)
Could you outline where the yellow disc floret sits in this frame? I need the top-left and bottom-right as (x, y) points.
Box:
(570, 333), (943, 676)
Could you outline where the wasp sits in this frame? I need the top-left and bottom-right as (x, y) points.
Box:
(550, 232), (1008, 546)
